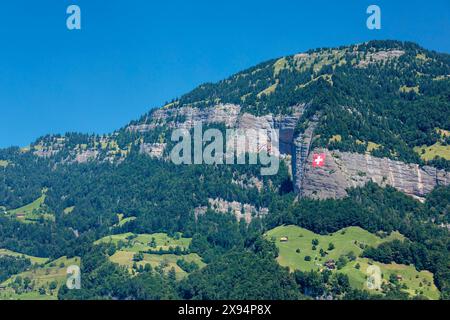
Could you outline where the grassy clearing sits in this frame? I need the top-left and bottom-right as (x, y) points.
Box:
(273, 57), (289, 76)
(97, 232), (204, 279)
(0, 160), (8, 167)
(0, 256), (80, 300)
(0, 249), (48, 265)
(162, 102), (177, 109)
(9, 195), (45, 216)
(329, 135), (342, 143)
(113, 213), (136, 227)
(265, 226), (403, 272)
(63, 206), (75, 215)
(399, 85), (420, 94)
(414, 142), (450, 161)
(94, 232), (135, 245)
(95, 232), (191, 252)
(257, 80), (279, 98)
(294, 49), (346, 73)
(240, 93), (252, 102)
(433, 75), (450, 81)
(110, 251), (205, 280)
(340, 258), (439, 300)
(297, 74), (333, 90)
(265, 225), (439, 299)
(416, 53), (428, 61)
(8, 193), (54, 223)
(367, 141), (381, 153)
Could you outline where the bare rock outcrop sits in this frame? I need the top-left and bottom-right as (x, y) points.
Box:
(127, 104), (242, 132)
(357, 50), (405, 68)
(195, 198), (269, 224)
(292, 115), (320, 194)
(75, 150), (99, 164)
(301, 148), (449, 201)
(127, 103), (305, 156)
(232, 174), (263, 191)
(139, 143), (166, 159)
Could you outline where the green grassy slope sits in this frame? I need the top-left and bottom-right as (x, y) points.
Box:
(96, 232), (205, 280)
(265, 225), (439, 299)
(6, 191), (54, 223)
(0, 256), (80, 300)
(0, 249), (48, 265)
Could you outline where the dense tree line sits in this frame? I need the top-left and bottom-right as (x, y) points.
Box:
(179, 250), (302, 300)
(0, 256), (31, 283)
(363, 240), (449, 298)
(0, 40), (449, 300)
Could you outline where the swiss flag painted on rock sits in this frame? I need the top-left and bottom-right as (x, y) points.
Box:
(312, 153), (326, 167)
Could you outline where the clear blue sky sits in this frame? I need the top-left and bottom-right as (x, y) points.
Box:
(0, 0), (449, 148)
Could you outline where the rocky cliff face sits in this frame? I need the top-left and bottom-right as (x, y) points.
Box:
(139, 143), (166, 159)
(301, 148), (449, 201)
(128, 103), (305, 155)
(31, 102), (305, 165)
(128, 103), (242, 132)
(30, 99), (448, 202)
(19, 42), (449, 204)
(195, 198), (269, 224)
(142, 101), (449, 202)
(292, 115), (319, 194)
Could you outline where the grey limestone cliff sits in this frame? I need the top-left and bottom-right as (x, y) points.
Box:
(301, 148), (449, 201)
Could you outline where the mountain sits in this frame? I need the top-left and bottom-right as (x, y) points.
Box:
(9, 40), (449, 200)
(0, 40), (449, 300)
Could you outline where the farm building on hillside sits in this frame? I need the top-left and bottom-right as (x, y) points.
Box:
(324, 259), (336, 270)
(280, 237), (289, 242)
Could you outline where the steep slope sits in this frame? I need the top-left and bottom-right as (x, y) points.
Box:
(0, 40), (449, 300)
(1, 40), (450, 215)
(302, 149), (448, 201)
(10, 40), (449, 202)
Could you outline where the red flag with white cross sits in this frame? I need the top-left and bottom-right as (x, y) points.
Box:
(313, 153), (326, 167)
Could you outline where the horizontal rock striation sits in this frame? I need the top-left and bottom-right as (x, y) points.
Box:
(301, 148), (449, 201)
(194, 198), (269, 224)
(128, 103), (306, 155)
(128, 104), (242, 132)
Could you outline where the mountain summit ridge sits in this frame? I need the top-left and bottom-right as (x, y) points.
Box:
(12, 40), (448, 170)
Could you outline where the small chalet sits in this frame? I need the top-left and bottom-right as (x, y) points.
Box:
(324, 259), (336, 270)
(280, 237), (289, 242)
